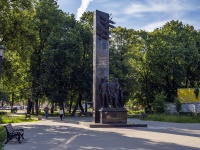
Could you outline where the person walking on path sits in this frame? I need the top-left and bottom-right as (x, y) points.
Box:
(59, 108), (64, 121)
(44, 106), (49, 119)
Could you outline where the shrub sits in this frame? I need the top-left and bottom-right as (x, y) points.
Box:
(152, 92), (167, 113)
(174, 97), (182, 113)
(0, 125), (6, 149)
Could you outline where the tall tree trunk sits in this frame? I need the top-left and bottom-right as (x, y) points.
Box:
(85, 100), (88, 113)
(31, 102), (34, 115)
(79, 94), (84, 112)
(27, 98), (31, 114)
(11, 92), (14, 110)
(71, 91), (82, 116)
(35, 98), (39, 115)
(51, 102), (54, 114)
(69, 93), (75, 113)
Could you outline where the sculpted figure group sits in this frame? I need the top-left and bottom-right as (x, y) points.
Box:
(99, 77), (123, 108)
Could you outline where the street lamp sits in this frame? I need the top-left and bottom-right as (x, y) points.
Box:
(0, 45), (5, 74)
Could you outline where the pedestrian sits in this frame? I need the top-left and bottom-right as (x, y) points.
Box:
(44, 106), (49, 119)
(59, 107), (64, 121)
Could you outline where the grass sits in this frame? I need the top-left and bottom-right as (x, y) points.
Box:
(142, 114), (200, 123)
(0, 115), (38, 124)
(127, 109), (200, 123)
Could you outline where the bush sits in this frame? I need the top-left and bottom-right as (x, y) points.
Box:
(0, 125), (6, 149)
(179, 112), (195, 116)
(0, 112), (6, 115)
(152, 92), (167, 113)
(174, 97), (182, 113)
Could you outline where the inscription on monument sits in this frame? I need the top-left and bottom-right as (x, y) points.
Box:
(97, 56), (107, 68)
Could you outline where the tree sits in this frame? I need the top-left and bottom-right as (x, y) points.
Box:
(146, 20), (199, 102)
(31, 0), (65, 115)
(110, 27), (139, 104)
(0, 0), (37, 110)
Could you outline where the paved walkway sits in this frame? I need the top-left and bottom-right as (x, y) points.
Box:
(3, 117), (200, 150)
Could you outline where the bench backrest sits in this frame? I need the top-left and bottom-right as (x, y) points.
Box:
(4, 124), (14, 133)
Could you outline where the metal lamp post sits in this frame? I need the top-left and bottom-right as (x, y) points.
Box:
(0, 45), (5, 74)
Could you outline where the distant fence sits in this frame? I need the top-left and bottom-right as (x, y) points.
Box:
(166, 103), (200, 114)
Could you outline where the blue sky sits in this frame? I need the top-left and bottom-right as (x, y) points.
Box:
(57, 0), (200, 31)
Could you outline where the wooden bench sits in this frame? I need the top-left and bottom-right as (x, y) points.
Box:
(4, 123), (24, 144)
(78, 112), (92, 117)
(25, 113), (31, 119)
(138, 113), (148, 119)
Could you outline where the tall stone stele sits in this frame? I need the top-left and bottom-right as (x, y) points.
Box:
(93, 10), (115, 123)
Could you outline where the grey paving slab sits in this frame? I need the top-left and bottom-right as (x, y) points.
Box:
(3, 117), (200, 150)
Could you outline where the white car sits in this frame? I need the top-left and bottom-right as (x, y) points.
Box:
(13, 106), (22, 110)
(3, 106), (11, 110)
(82, 104), (92, 109)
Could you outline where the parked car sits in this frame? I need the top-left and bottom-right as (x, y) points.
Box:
(13, 106), (23, 110)
(3, 106), (11, 110)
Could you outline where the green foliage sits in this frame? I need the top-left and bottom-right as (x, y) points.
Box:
(110, 27), (138, 103)
(1, 0), (200, 114)
(0, 91), (9, 105)
(0, 125), (6, 150)
(174, 97), (182, 113)
(127, 109), (143, 115)
(152, 92), (167, 113)
(0, 0), (37, 108)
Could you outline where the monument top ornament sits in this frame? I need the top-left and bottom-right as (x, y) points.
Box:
(95, 10), (115, 40)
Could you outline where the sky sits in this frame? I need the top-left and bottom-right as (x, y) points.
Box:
(57, 0), (200, 32)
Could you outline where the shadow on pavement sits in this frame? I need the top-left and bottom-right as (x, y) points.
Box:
(3, 117), (200, 150)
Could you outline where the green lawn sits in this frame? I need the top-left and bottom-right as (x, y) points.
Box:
(127, 109), (200, 123)
(142, 114), (200, 123)
(0, 115), (38, 124)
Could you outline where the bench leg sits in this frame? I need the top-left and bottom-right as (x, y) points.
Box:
(17, 135), (21, 143)
(21, 133), (24, 139)
(5, 138), (9, 144)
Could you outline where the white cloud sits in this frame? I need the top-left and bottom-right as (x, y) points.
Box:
(118, 0), (200, 31)
(181, 18), (200, 30)
(124, 0), (196, 15)
(76, 0), (94, 20)
(139, 17), (200, 32)
(57, 0), (200, 31)
(140, 20), (169, 31)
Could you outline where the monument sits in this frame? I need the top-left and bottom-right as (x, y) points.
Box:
(93, 10), (127, 123)
(88, 10), (147, 128)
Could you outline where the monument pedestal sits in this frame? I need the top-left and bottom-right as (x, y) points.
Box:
(99, 107), (127, 123)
